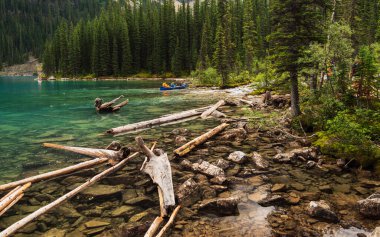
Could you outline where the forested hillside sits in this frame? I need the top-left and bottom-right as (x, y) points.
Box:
(0, 0), (106, 66)
(41, 0), (380, 171)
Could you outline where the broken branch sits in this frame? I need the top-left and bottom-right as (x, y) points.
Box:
(156, 205), (182, 237)
(201, 100), (225, 119)
(174, 123), (229, 156)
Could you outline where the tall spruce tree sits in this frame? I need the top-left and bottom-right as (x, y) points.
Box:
(269, 0), (326, 116)
(213, 0), (233, 88)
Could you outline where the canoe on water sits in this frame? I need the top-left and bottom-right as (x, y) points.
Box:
(160, 84), (188, 91)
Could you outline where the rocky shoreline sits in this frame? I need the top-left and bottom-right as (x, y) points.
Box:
(0, 94), (379, 237)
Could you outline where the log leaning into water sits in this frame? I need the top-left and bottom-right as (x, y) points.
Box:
(174, 123), (229, 156)
(201, 100), (225, 119)
(0, 149), (145, 237)
(106, 106), (211, 135)
(43, 143), (130, 162)
(0, 158), (108, 192)
(0, 183), (31, 216)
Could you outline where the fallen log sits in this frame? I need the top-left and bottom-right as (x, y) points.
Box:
(0, 183), (30, 214)
(201, 100), (225, 119)
(106, 106), (211, 135)
(156, 205), (181, 237)
(0, 148), (146, 237)
(0, 193), (24, 217)
(144, 216), (164, 237)
(43, 143), (130, 163)
(0, 186), (21, 203)
(174, 123), (229, 156)
(137, 137), (175, 216)
(0, 158), (108, 192)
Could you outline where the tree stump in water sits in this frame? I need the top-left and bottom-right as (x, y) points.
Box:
(95, 95), (129, 112)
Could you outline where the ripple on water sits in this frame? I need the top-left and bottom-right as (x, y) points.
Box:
(323, 227), (370, 237)
(182, 202), (275, 237)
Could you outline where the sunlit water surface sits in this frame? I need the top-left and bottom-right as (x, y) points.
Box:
(0, 76), (215, 183)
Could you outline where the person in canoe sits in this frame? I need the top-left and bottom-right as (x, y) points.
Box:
(162, 82), (170, 88)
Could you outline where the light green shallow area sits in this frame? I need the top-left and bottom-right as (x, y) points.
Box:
(0, 76), (215, 183)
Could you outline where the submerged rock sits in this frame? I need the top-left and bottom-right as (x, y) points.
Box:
(80, 184), (124, 199)
(251, 152), (269, 170)
(307, 200), (339, 223)
(273, 147), (318, 163)
(271, 183), (287, 192)
(198, 195), (241, 216)
(111, 206), (137, 217)
(84, 220), (110, 228)
(175, 136), (187, 145)
(248, 184), (271, 203)
(227, 151), (247, 164)
(176, 178), (200, 206)
(357, 193), (380, 218)
(213, 159), (230, 170)
(219, 128), (247, 141)
(181, 159), (226, 184)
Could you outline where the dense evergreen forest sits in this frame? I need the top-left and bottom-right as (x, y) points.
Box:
(42, 0), (380, 170)
(0, 0), (106, 66)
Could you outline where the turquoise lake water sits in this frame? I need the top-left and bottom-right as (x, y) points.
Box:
(0, 76), (214, 183)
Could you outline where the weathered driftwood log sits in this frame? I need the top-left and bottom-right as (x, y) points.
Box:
(0, 186), (21, 203)
(156, 205), (181, 237)
(0, 158), (108, 192)
(144, 216), (164, 237)
(106, 106), (211, 135)
(0, 194), (24, 217)
(0, 183), (30, 216)
(0, 149), (144, 237)
(95, 95), (124, 111)
(43, 143), (130, 163)
(201, 100), (225, 119)
(136, 137), (175, 216)
(174, 123), (229, 156)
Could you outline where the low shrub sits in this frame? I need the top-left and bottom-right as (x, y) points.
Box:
(314, 111), (380, 169)
(191, 67), (221, 87)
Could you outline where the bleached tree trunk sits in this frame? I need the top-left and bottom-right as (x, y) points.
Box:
(174, 123), (229, 156)
(106, 106), (211, 135)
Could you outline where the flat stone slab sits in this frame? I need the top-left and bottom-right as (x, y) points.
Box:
(84, 220), (110, 229)
(81, 184), (124, 198)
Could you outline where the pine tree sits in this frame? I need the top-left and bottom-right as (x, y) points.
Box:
(269, 0), (327, 116)
(121, 19), (132, 75)
(242, 0), (257, 72)
(213, 0), (233, 87)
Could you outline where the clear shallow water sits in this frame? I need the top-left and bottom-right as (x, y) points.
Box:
(0, 76), (214, 183)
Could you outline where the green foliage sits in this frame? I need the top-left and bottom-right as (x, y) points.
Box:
(300, 95), (345, 131)
(226, 70), (252, 87)
(191, 67), (221, 87)
(0, 0), (104, 65)
(314, 111), (380, 168)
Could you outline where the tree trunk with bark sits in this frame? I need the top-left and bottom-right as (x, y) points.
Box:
(290, 70), (301, 117)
